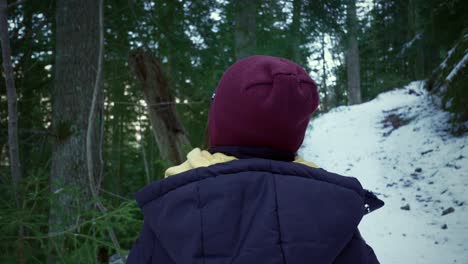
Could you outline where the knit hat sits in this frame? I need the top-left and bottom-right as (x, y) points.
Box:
(208, 55), (319, 154)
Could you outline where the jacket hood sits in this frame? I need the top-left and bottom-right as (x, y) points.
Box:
(134, 156), (384, 264)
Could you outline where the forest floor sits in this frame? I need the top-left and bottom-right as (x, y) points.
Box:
(300, 81), (468, 264)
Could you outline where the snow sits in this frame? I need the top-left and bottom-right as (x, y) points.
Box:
(299, 81), (468, 264)
(399, 33), (422, 55)
(446, 52), (468, 82)
(438, 46), (457, 70)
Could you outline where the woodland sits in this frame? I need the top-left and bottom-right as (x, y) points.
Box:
(0, 0), (466, 263)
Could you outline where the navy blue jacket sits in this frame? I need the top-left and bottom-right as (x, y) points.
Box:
(128, 151), (383, 264)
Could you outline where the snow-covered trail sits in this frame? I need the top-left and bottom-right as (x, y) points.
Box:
(299, 81), (468, 264)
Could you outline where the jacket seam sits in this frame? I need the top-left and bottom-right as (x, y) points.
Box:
(271, 161), (287, 264)
(196, 182), (206, 264)
(152, 230), (178, 264)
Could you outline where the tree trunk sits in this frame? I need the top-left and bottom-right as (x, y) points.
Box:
(110, 101), (123, 195)
(409, 0), (425, 79)
(49, 0), (103, 260)
(346, 0), (362, 105)
(0, 1), (24, 262)
(0, 0), (22, 205)
(15, 3), (33, 173)
(234, 0), (257, 60)
(140, 128), (151, 184)
(321, 32), (333, 110)
(129, 50), (191, 165)
(85, 0), (124, 260)
(291, 0), (302, 63)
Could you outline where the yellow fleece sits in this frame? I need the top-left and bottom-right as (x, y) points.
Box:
(165, 148), (319, 177)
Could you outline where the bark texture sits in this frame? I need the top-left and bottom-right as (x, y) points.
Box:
(0, 0), (22, 202)
(0, 0), (23, 262)
(129, 50), (191, 165)
(49, 0), (103, 259)
(346, 0), (362, 105)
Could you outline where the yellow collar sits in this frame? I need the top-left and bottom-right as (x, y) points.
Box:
(165, 148), (319, 177)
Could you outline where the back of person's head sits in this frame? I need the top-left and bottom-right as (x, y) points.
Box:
(208, 55), (319, 154)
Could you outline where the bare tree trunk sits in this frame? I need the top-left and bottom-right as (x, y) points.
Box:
(0, 142), (4, 166)
(49, 0), (103, 261)
(111, 115), (123, 195)
(346, 0), (362, 105)
(234, 0), (257, 60)
(86, 0), (105, 207)
(129, 50), (191, 165)
(321, 32), (332, 111)
(137, 112), (151, 184)
(140, 130), (151, 184)
(0, 1), (24, 263)
(291, 0), (302, 63)
(0, 0), (21, 205)
(85, 0), (124, 260)
(408, 0), (424, 79)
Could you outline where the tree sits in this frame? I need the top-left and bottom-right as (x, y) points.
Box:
(346, 0), (361, 105)
(129, 50), (191, 165)
(48, 0), (104, 260)
(290, 0), (302, 63)
(0, 1), (24, 262)
(0, 0), (22, 207)
(234, 0), (257, 59)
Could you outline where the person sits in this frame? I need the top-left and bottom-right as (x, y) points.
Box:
(127, 55), (384, 264)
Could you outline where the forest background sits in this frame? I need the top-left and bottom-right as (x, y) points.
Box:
(0, 0), (466, 263)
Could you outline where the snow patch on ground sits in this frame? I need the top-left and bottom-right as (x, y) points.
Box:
(300, 81), (468, 264)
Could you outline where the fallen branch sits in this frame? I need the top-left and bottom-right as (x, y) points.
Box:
(128, 49), (192, 165)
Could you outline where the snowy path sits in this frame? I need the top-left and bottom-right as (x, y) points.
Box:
(299, 81), (468, 264)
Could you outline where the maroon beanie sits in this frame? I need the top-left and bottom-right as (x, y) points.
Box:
(208, 55), (319, 154)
